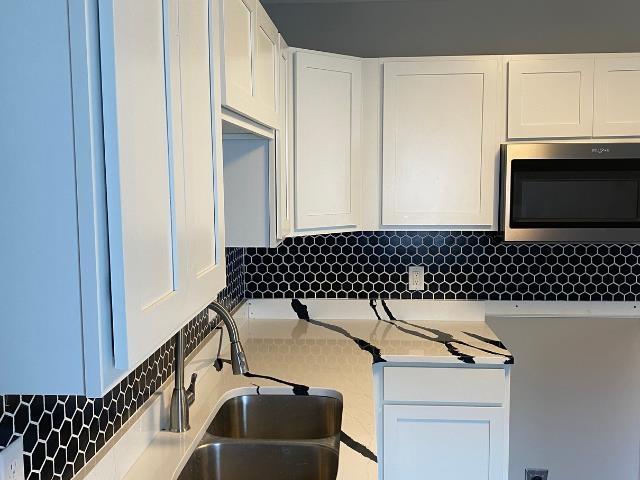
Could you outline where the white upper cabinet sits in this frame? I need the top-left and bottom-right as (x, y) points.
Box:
(507, 57), (595, 139)
(254, 3), (279, 126)
(382, 58), (499, 228)
(104, 0), (227, 369)
(594, 56), (640, 137)
(220, 0), (255, 112)
(276, 36), (293, 241)
(101, 0), (189, 369)
(294, 51), (362, 232)
(219, 0), (279, 128)
(177, 0), (227, 315)
(1, 0), (226, 394)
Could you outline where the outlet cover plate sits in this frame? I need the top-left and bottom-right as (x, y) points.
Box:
(0, 437), (25, 480)
(525, 468), (548, 480)
(408, 266), (424, 290)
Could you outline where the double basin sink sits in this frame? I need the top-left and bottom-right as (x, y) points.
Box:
(178, 392), (343, 480)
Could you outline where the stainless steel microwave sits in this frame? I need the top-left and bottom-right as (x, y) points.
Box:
(500, 143), (640, 242)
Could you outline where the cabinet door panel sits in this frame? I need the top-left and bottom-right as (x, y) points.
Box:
(508, 58), (594, 138)
(382, 59), (498, 227)
(294, 52), (362, 231)
(101, 0), (187, 368)
(275, 40), (292, 241)
(0, 0), (87, 393)
(254, 4), (278, 125)
(383, 405), (505, 480)
(221, 0), (255, 111)
(594, 56), (640, 137)
(179, 0), (227, 308)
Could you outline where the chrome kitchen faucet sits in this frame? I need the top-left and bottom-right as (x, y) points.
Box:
(169, 301), (249, 433)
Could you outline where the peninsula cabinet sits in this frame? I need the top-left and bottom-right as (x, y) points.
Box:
(0, 0), (226, 396)
(382, 58), (500, 229)
(219, 0), (280, 128)
(294, 51), (363, 232)
(377, 365), (510, 480)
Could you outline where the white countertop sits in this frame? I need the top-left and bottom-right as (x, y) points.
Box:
(123, 299), (512, 480)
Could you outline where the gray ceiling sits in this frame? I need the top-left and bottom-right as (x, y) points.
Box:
(262, 0), (640, 58)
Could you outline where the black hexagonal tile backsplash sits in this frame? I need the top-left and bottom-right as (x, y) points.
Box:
(245, 231), (640, 301)
(0, 247), (245, 480)
(4, 231), (640, 480)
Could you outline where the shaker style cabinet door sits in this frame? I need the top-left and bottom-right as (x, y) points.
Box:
(507, 57), (595, 138)
(294, 51), (362, 231)
(594, 56), (640, 137)
(383, 405), (506, 480)
(254, 2), (279, 126)
(100, 0), (188, 369)
(220, 0), (256, 116)
(382, 58), (499, 228)
(275, 38), (292, 241)
(219, 0), (279, 128)
(177, 0), (227, 312)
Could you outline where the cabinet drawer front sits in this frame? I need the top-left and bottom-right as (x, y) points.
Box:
(384, 367), (505, 405)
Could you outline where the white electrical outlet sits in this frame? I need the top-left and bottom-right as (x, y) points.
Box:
(408, 266), (424, 290)
(0, 437), (25, 480)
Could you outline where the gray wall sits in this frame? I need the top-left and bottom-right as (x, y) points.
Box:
(264, 0), (640, 57)
(487, 316), (640, 480)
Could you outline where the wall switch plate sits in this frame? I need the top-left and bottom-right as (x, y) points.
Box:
(408, 266), (424, 290)
(0, 437), (25, 480)
(525, 468), (548, 480)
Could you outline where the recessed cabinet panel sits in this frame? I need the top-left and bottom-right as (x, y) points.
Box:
(383, 405), (505, 480)
(254, 4), (278, 125)
(179, 0), (227, 310)
(221, 0), (255, 109)
(294, 52), (362, 231)
(382, 59), (499, 228)
(508, 58), (595, 138)
(276, 38), (292, 241)
(102, 0), (188, 369)
(594, 56), (640, 137)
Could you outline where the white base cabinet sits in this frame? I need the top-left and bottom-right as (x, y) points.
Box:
(376, 365), (510, 480)
(384, 405), (506, 480)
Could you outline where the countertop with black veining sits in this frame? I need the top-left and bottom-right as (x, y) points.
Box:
(123, 299), (512, 480)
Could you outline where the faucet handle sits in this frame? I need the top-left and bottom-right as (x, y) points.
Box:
(187, 373), (197, 406)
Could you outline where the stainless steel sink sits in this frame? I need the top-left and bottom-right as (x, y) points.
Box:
(178, 393), (343, 480)
(177, 440), (339, 480)
(208, 395), (342, 440)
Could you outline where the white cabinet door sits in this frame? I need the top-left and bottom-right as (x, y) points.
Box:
(294, 51), (362, 231)
(594, 56), (640, 137)
(101, 0), (188, 369)
(275, 38), (292, 241)
(507, 57), (595, 138)
(382, 59), (499, 228)
(219, 0), (279, 128)
(178, 0), (227, 311)
(220, 0), (256, 116)
(383, 405), (506, 480)
(254, 3), (279, 126)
